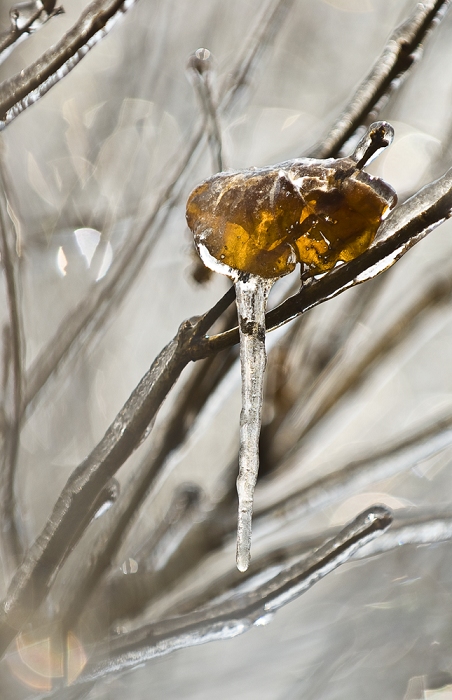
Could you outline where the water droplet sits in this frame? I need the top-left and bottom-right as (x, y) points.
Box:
(93, 479), (120, 519)
(195, 47), (211, 61)
(254, 612), (274, 627)
(121, 557), (138, 575)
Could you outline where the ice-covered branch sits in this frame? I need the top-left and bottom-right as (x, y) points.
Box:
(171, 507), (452, 617)
(198, 166), (452, 357)
(253, 412), (452, 534)
(311, 0), (451, 158)
(0, 147), (24, 570)
(0, 0), (64, 65)
(187, 49), (224, 173)
(0, 0), (139, 129)
(0, 289), (236, 659)
(46, 297), (237, 636)
(53, 507), (392, 689)
(0, 328), (189, 657)
(275, 265), (452, 449)
(353, 508), (452, 558)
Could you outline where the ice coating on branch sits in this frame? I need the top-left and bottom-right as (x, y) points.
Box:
(235, 276), (274, 572)
(10, 1), (63, 32)
(187, 132), (397, 280)
(0, 0), (137, 130)
(186, 122), (397, 572)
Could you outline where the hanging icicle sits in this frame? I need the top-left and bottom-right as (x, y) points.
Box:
(186, 121), (398, 571)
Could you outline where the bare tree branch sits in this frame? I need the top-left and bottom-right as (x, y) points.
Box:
(0, 145), (24, 570)
(254, 412), (452, 534)
(51, 507), (392, 692)
(0, 295), (236, 659)
(0, 0), (64, 65)
(105, 409), (452, 622)
(198, 166), (452, 357)
(0, 0), (139, 128)
(310, 0), (452, 158)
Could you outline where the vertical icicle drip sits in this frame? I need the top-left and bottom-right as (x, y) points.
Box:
(235, 275), (274, 572)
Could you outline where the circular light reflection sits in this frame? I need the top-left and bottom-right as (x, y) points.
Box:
(7, 630), (87, 690)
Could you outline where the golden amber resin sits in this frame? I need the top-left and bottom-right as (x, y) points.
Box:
(186, 157), (397, 279)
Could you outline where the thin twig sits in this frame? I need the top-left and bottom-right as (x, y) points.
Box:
(220, 0), (295, 113)
(354, 508), (452, 559)
(188, 49), (224, 173)
(50, 507), (392, 691)
(105, 409), (452, 621)
(310, 0), (452, 158)
(193, 166), (452, 357)
(0, 0), (64, 64)
(0, 146), (24, 569)
(0, 0), (139, 127)
(253, 412), (452, 534)
(274, 265), (452, 453)
(169, 507), (452, 616)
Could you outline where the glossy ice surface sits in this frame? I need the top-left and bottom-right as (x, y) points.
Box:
(186, 157), (397, 279)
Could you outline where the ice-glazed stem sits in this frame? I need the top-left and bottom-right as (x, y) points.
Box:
(235, 275), (274, 572)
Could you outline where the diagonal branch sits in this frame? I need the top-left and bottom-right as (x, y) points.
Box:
(0, 146), (24, 570)
(253, 412), (452, 534)
(0, 330), (189, 657)
(310, 0), (452, 158)
(0, 300), (234, 659)
(175, 507), (452, 619)
(0, 0), (64, 63)
(0, 0), (139, 128)
(197, 166), (452, 357)
(52, 507), (392, 691)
